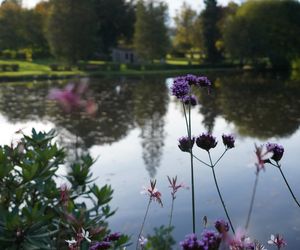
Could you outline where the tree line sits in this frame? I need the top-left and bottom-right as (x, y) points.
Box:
(0, 0), (300, 68)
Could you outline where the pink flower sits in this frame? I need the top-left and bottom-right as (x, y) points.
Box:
(167, 176), (187, 199)
(48, 83), (83, 112)
(254, 144), (272, 174)
(268, 234), (287, 249)
(142, 180), (163, 207)
(226, 228), (254, 250)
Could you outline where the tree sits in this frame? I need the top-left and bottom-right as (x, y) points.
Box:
(199, 0), (223, 63)
(0, 2), (24, 50)
(93, 0), (135, 56)
(47, 0), (97, 64)
(133, 0), (169, 62)
(223, 0), (300, 68)
(173, 2), (197, 54)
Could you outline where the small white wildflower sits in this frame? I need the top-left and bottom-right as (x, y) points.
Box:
(65, 238), (77, 246)
(81, 228), (91, 243)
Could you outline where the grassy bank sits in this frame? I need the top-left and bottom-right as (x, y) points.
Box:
(0, 59), (238, 82)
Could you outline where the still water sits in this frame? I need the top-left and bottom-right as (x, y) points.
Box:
(1, 71), (300, 249)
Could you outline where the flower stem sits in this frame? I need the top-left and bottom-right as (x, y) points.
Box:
(193, 154), (211, 168)
(136, 199), (151, 250)
(277, 163), (300, 208)
(188, 97), (196, 233)
(182, 103), (189, 136)
(212, 167), (235, 234)
(245, 173), (259, 230)
(213, 149), (228, 168)
(168, 197), (175, 229)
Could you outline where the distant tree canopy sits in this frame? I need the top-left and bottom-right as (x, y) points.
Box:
(0, 1), (47, 53)
(47, 0), (97, 64)
(134, 0), (169, 61)
(223, 0), (300, 68)
(173, 3), (197, 54)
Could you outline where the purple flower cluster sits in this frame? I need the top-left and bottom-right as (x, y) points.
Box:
(180, 233), (203, 250)
(200, 230), (221, 250)
(178, 136), (195, 152)
(171, 74), (211, 100)
(171, 76), (191, 99)
(89, 232), (121, 250)
(266, 143), (284, 162)
(222, 134), (235, 149)
(180, 230), (221, 250)
(89, 241), (111, 250)
(196, 133), (218, 151)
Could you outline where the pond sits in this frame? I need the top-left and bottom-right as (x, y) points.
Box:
(1, 71), (300, 249)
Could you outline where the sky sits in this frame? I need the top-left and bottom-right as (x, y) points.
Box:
(6, 0), (241, 17)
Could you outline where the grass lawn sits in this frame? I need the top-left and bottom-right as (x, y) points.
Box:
(0, 58), (236, 82)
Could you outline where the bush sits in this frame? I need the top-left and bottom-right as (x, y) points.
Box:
(0, 129), (128, 249)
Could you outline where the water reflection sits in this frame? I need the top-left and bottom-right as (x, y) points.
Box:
(1, 72), (300, 174)
(133, 80), (168, 177)
(214, 72), (300, 139)
(0, 77), (169, 177)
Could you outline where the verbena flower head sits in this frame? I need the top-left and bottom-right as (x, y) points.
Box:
(186, 74), (199, 85)
(197, 76), (212, 88)
(222, 134), (235, 149)
(142, 180), (163, 207)
(267, 234), (287, 248)
(180, 233), (203, 250)
(196, 133), (218, 151)
(178, 136), (195, 152)
(167, 175), (187, 199)
(266, 143), (284, 162)
(183, 95), (198, 106)
(89, 241), (111, 250)
(171, 76), (190, 99)
(200, 229), (221, 250)
(215, 219), (229, 234)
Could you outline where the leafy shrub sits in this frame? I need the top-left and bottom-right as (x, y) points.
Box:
(0, 129), (127, 249)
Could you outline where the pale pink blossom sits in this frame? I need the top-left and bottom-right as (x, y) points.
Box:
(267, 234), (287, 249)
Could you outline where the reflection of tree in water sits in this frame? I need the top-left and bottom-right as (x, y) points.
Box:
(194, 78), (222, 133)
(133, 78), (169, 178)
(0, 77), (169, 176)
(47, 79), (136, 148)
(0, 82), (49, 122)
(0, 79), (136, 148)
(215, 72), (300, 139)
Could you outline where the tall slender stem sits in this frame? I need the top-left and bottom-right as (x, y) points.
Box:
(136, 199), (151, 250)
(213, 149), (228, 168)
(208, 151), (235, 234)
(277, 164), (300, 208)
(188, 97), (196, 233)
(245, 173), (259, 230)
(168, 198), (175, 229)
(182, 103), (189, 136)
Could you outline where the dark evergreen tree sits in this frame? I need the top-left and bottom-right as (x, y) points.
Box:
(200, 0), (222, 63)
(93, 0), (135, 56)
